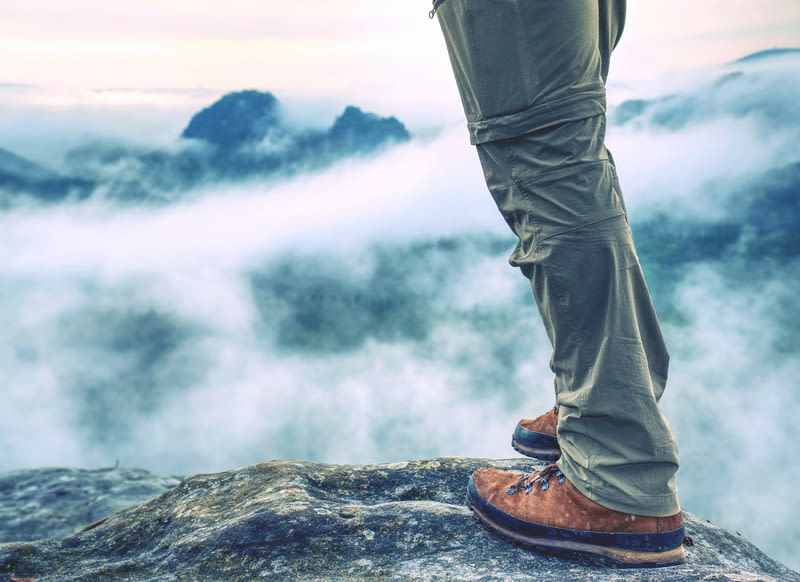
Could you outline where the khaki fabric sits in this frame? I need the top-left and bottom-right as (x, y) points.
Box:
(434, 0), (680, 516)
(436, 0), (625, 144)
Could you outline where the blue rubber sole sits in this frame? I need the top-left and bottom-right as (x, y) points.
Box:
(511, 422), (561, 461)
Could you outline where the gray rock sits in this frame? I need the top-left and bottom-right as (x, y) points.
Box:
(0, 458), (796, 581)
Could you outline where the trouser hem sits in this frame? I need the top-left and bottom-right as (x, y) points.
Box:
(556, 454), (682, 518)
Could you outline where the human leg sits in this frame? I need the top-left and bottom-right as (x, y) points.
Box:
(475, 120), (680, 517)
(464, 116), (684, 566)
(432, 0), (683, 564)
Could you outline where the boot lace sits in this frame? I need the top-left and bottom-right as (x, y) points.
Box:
(506, 464), (565, 495)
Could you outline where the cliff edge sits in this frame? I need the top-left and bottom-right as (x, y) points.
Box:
(1, 458), (797, 581)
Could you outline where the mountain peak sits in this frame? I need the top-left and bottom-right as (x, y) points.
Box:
(328, 105), (410, 151)
(180, 90), (283, 149)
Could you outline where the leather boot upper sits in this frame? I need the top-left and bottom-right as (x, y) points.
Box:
(472, 465), (684, 534)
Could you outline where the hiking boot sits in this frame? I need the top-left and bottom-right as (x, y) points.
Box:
(467, 465), (686, 567)
(512, 407), (561, 461)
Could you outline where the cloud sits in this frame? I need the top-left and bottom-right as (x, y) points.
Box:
(0, 127), (496, 277)
(0, 121), (516, 477)
(662, 259), (800, 564)
(608, 53), (800, 220)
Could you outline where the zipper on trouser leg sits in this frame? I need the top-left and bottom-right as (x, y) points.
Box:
(429, 0), (447, 19)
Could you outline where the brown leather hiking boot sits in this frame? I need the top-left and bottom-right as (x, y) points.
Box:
(467, 465), (686, 567)
(512, 407), (561, 461)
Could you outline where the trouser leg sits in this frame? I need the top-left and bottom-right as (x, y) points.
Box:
(433, 0), (680, 515)
(476, 118), (680, 516)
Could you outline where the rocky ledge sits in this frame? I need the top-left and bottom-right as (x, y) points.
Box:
(1, 458), (797, 581)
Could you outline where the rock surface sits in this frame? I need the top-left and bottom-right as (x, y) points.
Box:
(1, 458), (797, 581)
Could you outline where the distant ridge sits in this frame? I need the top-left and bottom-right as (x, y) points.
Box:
(734, 47), (800, 63)
(0, 146), (57, 182)
(0, 146), (94, 203)
(1, 90), (411, 204)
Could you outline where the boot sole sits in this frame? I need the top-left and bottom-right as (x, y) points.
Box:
(511, 438), (561, 461)
(467, 477), (686, 568)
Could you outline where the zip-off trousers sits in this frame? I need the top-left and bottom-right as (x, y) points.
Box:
(434, 0), (680, 516)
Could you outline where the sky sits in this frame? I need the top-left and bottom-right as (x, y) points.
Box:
(2, 1), (799, 107)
